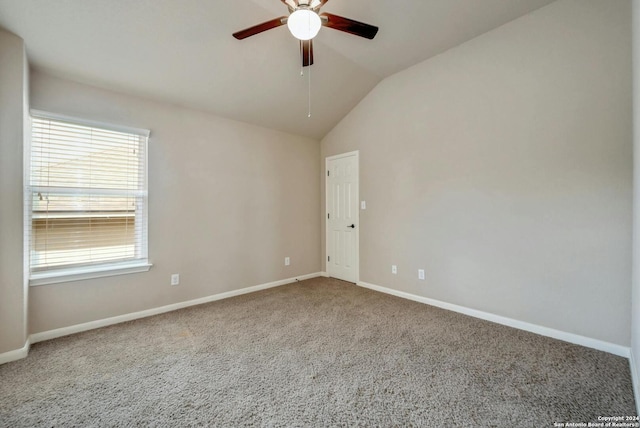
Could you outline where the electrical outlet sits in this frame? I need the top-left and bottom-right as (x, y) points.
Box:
(285, 257), (290, 266)
(418, 269), (425, 280)
(392, 265), (397, 274)
(171, 274), (180, 286)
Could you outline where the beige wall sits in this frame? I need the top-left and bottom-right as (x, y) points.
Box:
(27, 71), (320, 334)
(632, 0), (640, 408)
(0, 0), (633, 358)
(0, 29), (28, 354)
(321, 0), (632, 345)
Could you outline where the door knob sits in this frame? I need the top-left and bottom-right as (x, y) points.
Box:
(347, 224), (355, 228)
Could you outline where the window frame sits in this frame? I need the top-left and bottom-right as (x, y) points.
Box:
(27, 110), (152, 286)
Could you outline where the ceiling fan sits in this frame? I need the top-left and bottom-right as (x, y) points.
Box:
(232, 0), (379, 67)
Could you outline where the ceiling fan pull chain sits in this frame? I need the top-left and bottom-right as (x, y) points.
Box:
(300, 38), (305, 77)
(308, 50), (311, 118)
(307, 14), (312, 117)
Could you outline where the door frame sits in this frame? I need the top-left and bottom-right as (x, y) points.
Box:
(325, 150), (360, 283)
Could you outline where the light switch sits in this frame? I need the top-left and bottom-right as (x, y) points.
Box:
(361, 201), (366, 210)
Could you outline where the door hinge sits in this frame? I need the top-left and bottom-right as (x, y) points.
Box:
(328, 256), (330, 262)
(327, 170), (330, 176)
(327, 213), (330, 219)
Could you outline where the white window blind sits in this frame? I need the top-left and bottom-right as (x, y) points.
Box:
(28, 112), (149, 281)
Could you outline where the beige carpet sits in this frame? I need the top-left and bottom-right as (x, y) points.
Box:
(0, 277), (635, 426)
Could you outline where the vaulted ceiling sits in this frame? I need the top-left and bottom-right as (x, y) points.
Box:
(0, 0), (555, 139)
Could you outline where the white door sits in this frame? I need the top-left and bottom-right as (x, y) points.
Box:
(326, 152), (359, 283)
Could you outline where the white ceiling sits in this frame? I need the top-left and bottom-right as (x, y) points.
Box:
(0, 0), (556, 139)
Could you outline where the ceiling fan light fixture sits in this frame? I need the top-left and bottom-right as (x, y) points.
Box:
(287, 8), (321, 40)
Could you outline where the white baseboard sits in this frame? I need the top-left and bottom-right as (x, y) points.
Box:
(0, 338), (30, 365)
(631, 350), (640, 415)
(29, 272), (322, 345)
(357, 281), (630, 358)
(5, 274), (629, 367)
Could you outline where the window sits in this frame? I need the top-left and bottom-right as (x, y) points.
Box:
(27, 111), (151, 285)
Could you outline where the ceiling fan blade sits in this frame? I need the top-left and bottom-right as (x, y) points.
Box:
(320, 13), (378, 39)
(232, 16), (287, 40)
(300, 39), (314, 67)
(311, 0), (329, 10)
(280, 0), (296, 12)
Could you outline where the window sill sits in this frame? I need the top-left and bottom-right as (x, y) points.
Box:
(29, 261), (153, 286)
